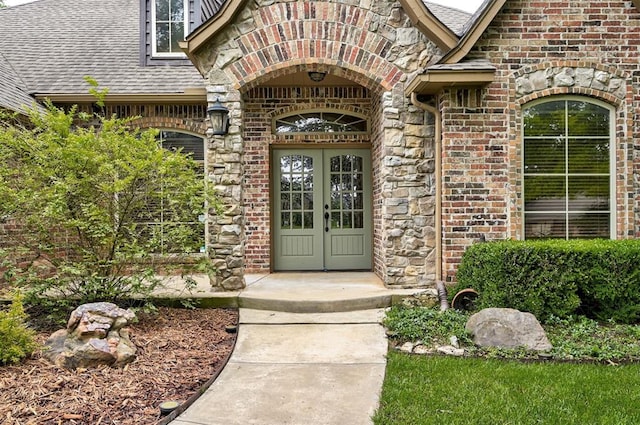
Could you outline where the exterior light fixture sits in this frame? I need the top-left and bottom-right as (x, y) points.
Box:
(307, 71), (327, 82)
(207, 98), (230, 135)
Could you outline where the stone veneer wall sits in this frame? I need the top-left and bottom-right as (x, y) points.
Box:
(189, 0), (445, 287)
(439, 0), (638, 282)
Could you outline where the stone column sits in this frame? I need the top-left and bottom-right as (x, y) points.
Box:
(206, 85), (245, 291)
(381, 89), (436, 287)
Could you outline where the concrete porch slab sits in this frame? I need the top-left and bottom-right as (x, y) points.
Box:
(150, 272), (425, 313)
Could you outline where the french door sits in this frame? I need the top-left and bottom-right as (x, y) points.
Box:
(273, 149), (372, 271)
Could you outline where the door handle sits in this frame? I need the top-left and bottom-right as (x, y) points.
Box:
(324, 204), (329, 232)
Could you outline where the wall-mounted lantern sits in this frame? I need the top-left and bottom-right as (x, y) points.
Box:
(207, 98), (230, 135)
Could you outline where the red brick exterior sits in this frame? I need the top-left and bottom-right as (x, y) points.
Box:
(439, 0), (640, 281)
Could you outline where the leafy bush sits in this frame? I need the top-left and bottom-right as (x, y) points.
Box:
(0, 294), (38, 365)
(0, 79), (218, 309)
(456, 239), (640, 323)
(383, 305), (472, 346)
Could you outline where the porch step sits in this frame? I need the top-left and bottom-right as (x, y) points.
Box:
(151, 272), (423, 313)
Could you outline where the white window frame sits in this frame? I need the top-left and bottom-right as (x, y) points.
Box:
(272, 109), (369, 135)
(151, 0), (189, 58)
(152, 130), (208, 255)
(522, 96), (616, 240)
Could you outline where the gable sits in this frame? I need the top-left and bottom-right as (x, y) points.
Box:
(181, 0), (469, 59)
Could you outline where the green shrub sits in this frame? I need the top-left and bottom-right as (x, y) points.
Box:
(383, 305), (472, 346)
(0, 294), (38, 365)
(456, 239), (640, 323)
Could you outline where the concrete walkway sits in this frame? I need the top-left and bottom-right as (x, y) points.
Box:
(172, 309), (388, 425)
(167, 273), (418, 425)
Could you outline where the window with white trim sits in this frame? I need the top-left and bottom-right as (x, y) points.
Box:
(523, 97), (613, 239)
(274, 110), (368, 134)
(152, 0), (188, 57)
(134, 131), (206, 254)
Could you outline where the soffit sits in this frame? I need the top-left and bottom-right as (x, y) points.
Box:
(405, 60), (496, 96)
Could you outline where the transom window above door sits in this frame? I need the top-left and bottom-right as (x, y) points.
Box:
(274, 110), (368, 134)
(523, 97), (614, 240)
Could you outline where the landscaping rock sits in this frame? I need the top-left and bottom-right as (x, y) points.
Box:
(465, 308), (552, 351)
(400, 289), (439, 308)
(43, 302), (137, 369)
(436, 345), (465, 356)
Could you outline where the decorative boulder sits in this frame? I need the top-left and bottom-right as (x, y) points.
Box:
(465, 308), (552, 351)
(43, 302), (137, 369)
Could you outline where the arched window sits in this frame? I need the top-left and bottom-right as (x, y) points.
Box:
(274, 110), (368, 134)
(135, 131), (206, 254)
(523, 97), (614, 239)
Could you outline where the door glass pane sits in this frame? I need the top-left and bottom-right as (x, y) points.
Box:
(280, 155), (314, 230)
(341, 155), (352, 172)
(328, 154), (365, 230)
(353, 211), (364, 229)
(331, 212), (341, 228)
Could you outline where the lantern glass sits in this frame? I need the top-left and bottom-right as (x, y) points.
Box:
(207, 99), (229, 135)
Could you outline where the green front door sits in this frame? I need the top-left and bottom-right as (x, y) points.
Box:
(273, 149), (372, 271)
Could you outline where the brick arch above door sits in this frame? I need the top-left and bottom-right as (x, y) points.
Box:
(187, 0), (442, 93)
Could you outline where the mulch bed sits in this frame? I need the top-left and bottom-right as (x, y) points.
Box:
(0, 307), (238, 425)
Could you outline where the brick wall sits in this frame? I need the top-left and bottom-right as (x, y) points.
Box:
(440, 0), (639, 281)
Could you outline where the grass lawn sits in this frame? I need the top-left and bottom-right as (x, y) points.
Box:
(374, 352), (640, 425)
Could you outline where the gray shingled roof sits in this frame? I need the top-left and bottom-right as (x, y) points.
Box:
(0, 0), (474, 113)
(0, 52), (39, 113)
(0, 0), (204, 103)
(424, 2), (473, 36)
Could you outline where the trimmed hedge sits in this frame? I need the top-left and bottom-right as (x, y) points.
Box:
(455, 240), (640, 324)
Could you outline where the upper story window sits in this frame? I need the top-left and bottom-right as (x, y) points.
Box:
(523, 97), (614, 240)
(274, 110), (368, 134)
(152, 0), (188, 57)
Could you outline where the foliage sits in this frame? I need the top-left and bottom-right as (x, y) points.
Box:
(545, 315), (640, 362)
(0, 78), (218, 310)
(384, 305), (640, 363)
(456, 239), (640, 323)
(383, 305), (472, 346)
(0, 293), (38, 365)
(374, 353), (640, 425)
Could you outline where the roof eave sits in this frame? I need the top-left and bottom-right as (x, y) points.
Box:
(34, 90), (207, 105)
(398, 0), (459, 50)
(440, 0), (506, 64)
(405, 69), (496, 96)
